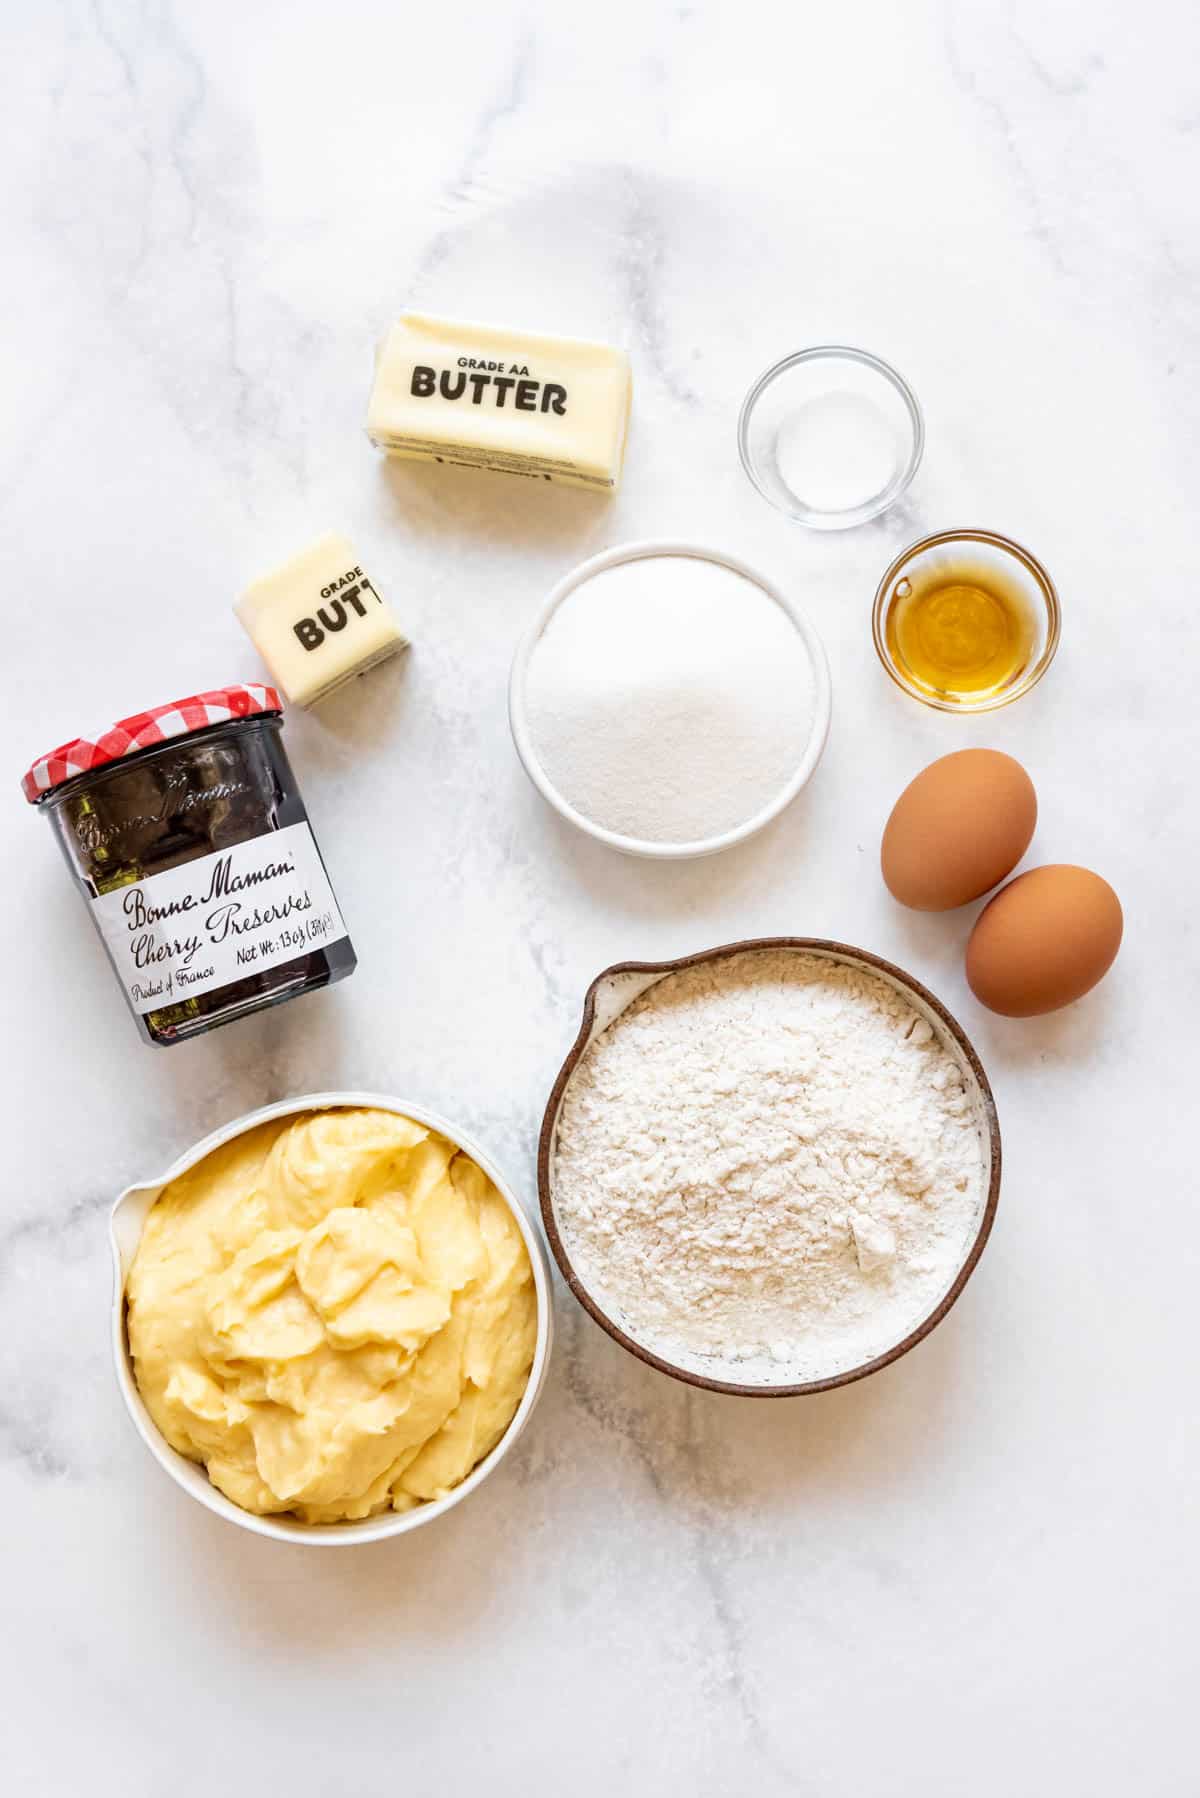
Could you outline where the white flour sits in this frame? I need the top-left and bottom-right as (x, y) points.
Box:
(524, 555), (815, 844)
(552, 950), (988, 1384)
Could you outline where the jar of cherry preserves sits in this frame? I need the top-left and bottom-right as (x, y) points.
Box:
(21, 684), (356, 1045)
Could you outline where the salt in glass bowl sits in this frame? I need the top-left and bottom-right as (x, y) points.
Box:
(738, 345), (924, 529)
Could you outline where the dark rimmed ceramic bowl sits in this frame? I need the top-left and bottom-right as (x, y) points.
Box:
(538, 938), (1001, 1397)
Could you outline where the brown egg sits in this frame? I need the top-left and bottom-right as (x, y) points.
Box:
(881, 749), (1037, 910)
(966, 865), (1123, 1017)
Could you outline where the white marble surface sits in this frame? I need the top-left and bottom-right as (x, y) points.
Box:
(2, 2), (1196, 1791)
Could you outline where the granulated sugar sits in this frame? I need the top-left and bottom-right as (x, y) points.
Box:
(551, 949), (989, 1385)
(523, 555), (816, 844)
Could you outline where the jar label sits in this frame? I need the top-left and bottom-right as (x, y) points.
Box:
(89, 822), (350, 1015)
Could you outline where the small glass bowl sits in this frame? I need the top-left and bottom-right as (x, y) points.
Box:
(738, 346), (924, 529)
(872, 528), (1061, 713)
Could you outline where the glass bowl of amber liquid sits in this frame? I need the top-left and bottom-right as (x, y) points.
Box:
(872, 528), (1061, 713)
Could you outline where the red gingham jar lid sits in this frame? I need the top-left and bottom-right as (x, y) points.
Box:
(21, 682), (283, 804)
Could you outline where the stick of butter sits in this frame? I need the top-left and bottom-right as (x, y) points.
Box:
(235, 533), (408, 709)
(366, 312), (632, 493)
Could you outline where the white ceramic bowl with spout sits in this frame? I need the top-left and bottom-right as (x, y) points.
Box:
(110, 1090), (554, 1546)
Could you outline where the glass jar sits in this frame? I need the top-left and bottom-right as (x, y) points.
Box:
(22, 684), (356, 1045)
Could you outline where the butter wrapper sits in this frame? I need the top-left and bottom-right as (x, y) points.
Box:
(367, 311), (632, 494)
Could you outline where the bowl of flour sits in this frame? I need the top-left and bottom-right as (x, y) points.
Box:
(539, 940), (1000, 1394)
(509, 542), (832, 858)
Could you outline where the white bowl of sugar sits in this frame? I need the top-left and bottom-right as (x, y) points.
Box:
(508, 541), (832, 859)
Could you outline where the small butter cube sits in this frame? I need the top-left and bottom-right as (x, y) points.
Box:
(235, 533), (408, 709)
(366, 311), (632, 493)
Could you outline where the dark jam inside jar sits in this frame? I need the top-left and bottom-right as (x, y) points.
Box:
(41, 715), (355, 1045)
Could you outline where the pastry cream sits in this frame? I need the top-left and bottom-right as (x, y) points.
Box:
(127, 1108), (537, 1523)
